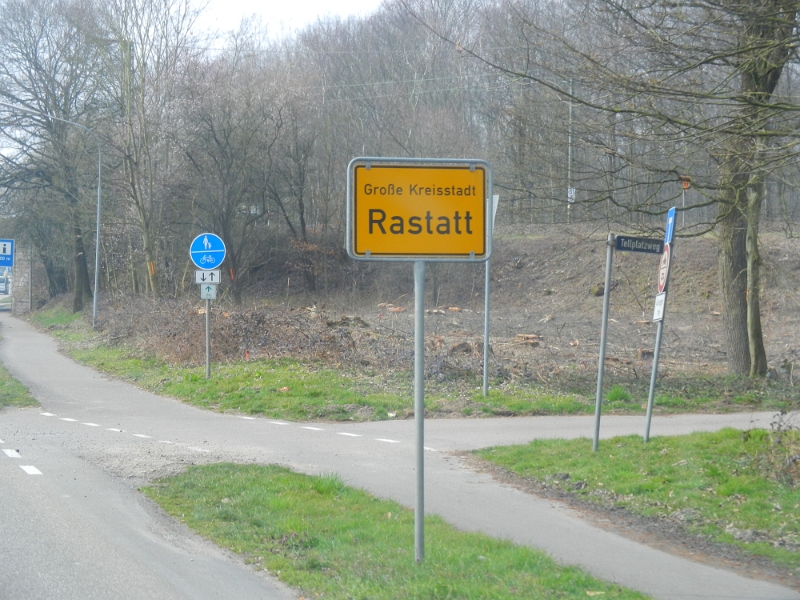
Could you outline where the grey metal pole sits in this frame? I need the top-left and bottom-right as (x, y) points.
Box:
(205, 298), (211, 379)
(644, 320), (665, 442)
(414, 260), (425, 563)
(92, 148), (103, 329)
(567, 77), (574, 225)
(593, 233), (615, 452)
(482, 194), (497, 397)
(681, 187), (685, 230)
(482, 257), (490, 397)
(29, 244), (33, 313)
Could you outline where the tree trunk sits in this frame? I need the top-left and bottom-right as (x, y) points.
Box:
(718, 190), (751, 375)
(71, 213), (92, 314)
(746, 183), (767, 377)
(142, 228), (160, 297)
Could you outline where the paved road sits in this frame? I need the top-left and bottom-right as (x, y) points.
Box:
(0, 313), (796, 600)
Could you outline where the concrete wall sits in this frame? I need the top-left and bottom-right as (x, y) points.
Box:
(10, 246), (31, 315)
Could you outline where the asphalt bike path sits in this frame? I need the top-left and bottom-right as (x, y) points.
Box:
(0, 314), (796, 600)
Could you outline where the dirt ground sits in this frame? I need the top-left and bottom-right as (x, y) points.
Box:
(94, 224), (800, 409)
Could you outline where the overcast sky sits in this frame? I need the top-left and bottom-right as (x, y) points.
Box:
(195, 0), (385, 37)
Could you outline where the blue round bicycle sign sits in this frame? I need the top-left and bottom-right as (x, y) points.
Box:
(190, 233), (226, 270)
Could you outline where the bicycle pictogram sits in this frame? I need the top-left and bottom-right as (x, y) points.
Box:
(190, 233), (226, 270)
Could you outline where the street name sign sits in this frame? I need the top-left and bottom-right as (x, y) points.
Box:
(347, 158), (491, 261)
(195, 269), (222, 284)
(615, 236), (663, 254)
(0, 239), (14, 268)
(190, 233), (226, 270)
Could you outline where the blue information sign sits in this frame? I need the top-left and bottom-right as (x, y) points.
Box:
(664, 207), (676, 244)
(0, 239), (14, 268)
(190, 233), (226, 270)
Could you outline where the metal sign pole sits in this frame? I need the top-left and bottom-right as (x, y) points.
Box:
(644, 320), (665, 441)
(482, 257), (490, 397)
(344, 158), (492, 564)
(593, 233), (615, 452)
(482, 195), (497, 397)
(644, 207), (676, 442)
(205, 298), (211, 379)
(414, 260), (426, 563)
(29, 244), (33, 313)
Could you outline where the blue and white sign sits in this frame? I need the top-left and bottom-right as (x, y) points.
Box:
(190, 233), (226, 270)
(0, 239), (14, 268)
(664, 207), (676, 244)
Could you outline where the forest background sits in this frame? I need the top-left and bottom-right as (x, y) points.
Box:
(1, 0), (800, 378)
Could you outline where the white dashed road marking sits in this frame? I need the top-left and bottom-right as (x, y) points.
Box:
(0, 438), (4, 444)
(425, 447), (438, 452)
(34, 407), (412, 458)
(3, 449), (21, 458)
(20, 466), (42, 475)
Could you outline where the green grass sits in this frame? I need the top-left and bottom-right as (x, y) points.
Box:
(606, 385), (631, 402)
(27, 307), (794, 420)
(0, 361), (38, 408)
(477, 428), (800, 570)
(53, 332), (588, 421)
(30, 306), (84, 329)
(144, 463), (649, 599)
(69, 346), (412, 421)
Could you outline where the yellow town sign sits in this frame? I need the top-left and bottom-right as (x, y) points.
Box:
(347, 159), (490, 261)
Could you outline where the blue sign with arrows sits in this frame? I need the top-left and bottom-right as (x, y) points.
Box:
(664, 207), (676, 244)
(190, 233), (226, 270)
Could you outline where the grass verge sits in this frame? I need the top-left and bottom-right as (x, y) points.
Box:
(0, 361), (37, 408)
(144, 463), (649, 599)
(476, 428), (800, 570)
(27, 306), (792, 421)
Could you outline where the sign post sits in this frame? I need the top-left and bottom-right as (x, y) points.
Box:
(482, 194), (499, 397)
(593, 234), (665, 451)
(347, 157), (491, 563)
(644, 208), (676, 442)
(190, 233), (226, 379)
(593, 233), (615, 452)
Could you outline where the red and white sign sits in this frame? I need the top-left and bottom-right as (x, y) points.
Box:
(657, 242), (671, 294)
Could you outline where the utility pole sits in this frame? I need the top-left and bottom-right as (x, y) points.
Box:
(567, 78), (574, 224)
(679, 176), (692, 229)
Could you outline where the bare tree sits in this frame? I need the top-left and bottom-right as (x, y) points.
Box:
(0, 0), (105, 312)
(411, 0), (800, 376)
(99, 0), (200, 297)
(176, 27), (283, 304)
